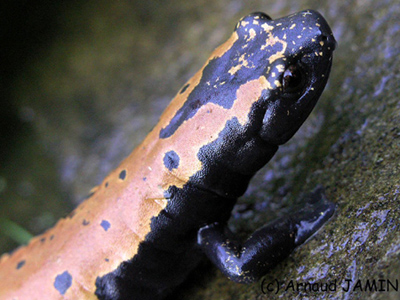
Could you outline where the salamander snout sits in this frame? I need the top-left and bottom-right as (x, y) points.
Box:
(321, 33), (337, 50)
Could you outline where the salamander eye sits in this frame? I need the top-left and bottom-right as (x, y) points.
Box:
(282, 64), (306, 94)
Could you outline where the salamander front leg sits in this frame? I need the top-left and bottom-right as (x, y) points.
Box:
(197, 190), (335, 283)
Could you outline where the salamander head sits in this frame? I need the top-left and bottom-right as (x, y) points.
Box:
(159, 10), (335, 150)
(234, 10), (336, 145)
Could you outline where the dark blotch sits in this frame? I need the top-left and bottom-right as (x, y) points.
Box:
(180, 83), (190, 94)
(40, 237), (46, 243)
(16, 260), (25, 270)
(142, 177), (147, 181)
(119, 170), (127, 180)
(159, 43), (242, 139)
(163, 151), (180, 171)
(50, 235), (54, 240)
(54, 271), (72, 295)
(105, 182), (109, 188)
(82, 219), (90, 226)
(101, 220), (111, 231)
(105, 258), (109, 262)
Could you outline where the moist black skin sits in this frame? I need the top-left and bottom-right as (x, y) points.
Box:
(95, 10), (336, 300)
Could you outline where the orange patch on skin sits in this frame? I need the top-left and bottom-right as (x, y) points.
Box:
(0, 157), (173, 298)
(0, 26), (272, 299)
(228, 53), (251, 75)
(261, 23), (274, 33)
(0, 31), (240, 299)
(247, 28), (256, 41)
(260, 33), (287, 64)
(234, 76), (271, 125)
(157, 32), (238, 136)
(147, 76), (271, 188)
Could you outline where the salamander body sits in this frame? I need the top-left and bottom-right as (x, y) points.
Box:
(0, 10), (336, 300)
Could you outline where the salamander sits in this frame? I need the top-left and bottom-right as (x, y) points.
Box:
(0, 9), (336, 300)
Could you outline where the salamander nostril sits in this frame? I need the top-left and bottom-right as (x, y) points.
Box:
(321, 33), (337, 50)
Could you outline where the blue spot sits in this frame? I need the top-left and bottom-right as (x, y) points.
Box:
(163, 151), (180, 171)
(16, 260), (25, 270)
(101, 220), (111, 231)
(119, 170), (126, 180)
(143, 177), (147, 181)
(82, 219), (90, 226)
(54, 271), (72, 295)
(180, 83), (190, 94)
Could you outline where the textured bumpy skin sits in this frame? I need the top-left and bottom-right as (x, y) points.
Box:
(0, 10), (336, 300)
